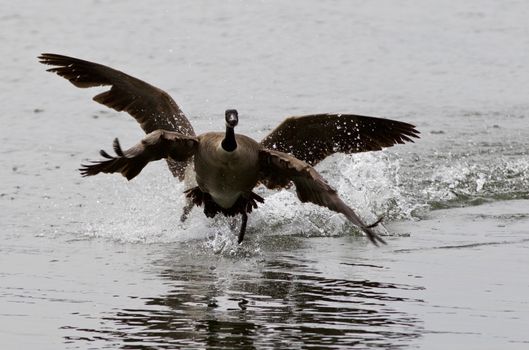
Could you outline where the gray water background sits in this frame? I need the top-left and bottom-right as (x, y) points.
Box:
(1, 0), (529, 349)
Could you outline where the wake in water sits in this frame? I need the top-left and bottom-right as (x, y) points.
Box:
(402, 153), (529, 212)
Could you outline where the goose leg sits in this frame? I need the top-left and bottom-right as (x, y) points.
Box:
(238, 212), (248, 244)
(180, 198), (194, 222)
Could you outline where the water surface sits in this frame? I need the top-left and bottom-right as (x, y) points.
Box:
(1, 1), (529, 349)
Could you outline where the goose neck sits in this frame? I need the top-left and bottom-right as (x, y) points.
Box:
(221, 126), (237, 152)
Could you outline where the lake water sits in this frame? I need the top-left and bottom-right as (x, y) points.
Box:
(1, 1), (529, 349)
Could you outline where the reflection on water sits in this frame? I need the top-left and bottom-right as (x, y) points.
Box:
(62, 244), (424, 349)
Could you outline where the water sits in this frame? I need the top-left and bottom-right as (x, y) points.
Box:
(2, 0), (529, 348)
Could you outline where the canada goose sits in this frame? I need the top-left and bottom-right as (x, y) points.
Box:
(39, 53), (420, 245)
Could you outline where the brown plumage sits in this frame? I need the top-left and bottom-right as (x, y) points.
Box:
(260, 113), (420, 166)
(40, 53), (420, 245)
(38, 53), (195, 180)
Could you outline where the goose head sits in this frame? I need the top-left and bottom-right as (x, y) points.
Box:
(225, 109), (239, 128)
(222, 109), (238, 152)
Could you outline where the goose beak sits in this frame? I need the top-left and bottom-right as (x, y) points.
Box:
(225, 109), (239, 128)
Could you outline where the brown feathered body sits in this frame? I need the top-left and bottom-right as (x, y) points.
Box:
(194, 133), (260, 209)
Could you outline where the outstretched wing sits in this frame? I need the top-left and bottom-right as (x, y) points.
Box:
(259, 149), (386, 245)
(81, 130), (198, 181)
(38, 53), (195, 179)
(260, 114), (420, 166)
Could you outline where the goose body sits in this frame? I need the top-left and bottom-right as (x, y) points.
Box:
(195, 132), (260, 208)
(39, 53), (420, 245)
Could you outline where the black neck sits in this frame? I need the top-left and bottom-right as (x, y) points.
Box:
(221, 126), (237, 152)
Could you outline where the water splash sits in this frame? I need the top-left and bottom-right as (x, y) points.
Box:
(74, 149), (529, 246)
(409, 156), (529, 210)
(78, 153), (410, 245)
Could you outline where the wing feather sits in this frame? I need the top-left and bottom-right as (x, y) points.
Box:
(259, 149), (386, 245)
(39, 53), (196, 179)
(260, 114), (419, 165)
(80, 130), (198, 181)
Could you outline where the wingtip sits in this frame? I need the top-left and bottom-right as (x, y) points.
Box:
(366, 231), (387, 246)
(38, 52), (56, 64)
(112, 138), (124, 157)
(362, 221), (387, 246)
(37, 54), (48, 64)
(78, 165), (90, 177)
